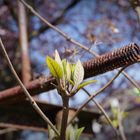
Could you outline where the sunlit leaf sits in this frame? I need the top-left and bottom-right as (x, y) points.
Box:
(77, 80), (96, 91)
(72, 60), (84, 91)
(62, 59), (67, 74)
(46, 56), (63, 79)
(69, 79), (74, 86)
(66, 61), (71, 80)
(112, 120), (118, 128)
(66, 126), (75, 140)
(75, 127), (84, 140)
(55, 50), (63, 69)
(133, 88), (140, 96)
(73, 60), (84, 85)
(70, 63), (76, 80)
(70, 128), (75, 140)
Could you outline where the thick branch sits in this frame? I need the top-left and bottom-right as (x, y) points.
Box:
(0, 38), (60, 136)
(0, 76), (55, 104)
(0, 43), (139, 104)
(18, 1), (31, 84)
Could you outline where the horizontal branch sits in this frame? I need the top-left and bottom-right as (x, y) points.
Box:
(0, 43), (139, 104)
(0, 76), (55, 104)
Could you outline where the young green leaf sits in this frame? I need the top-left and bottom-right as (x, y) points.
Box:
(77, 80), (96, 91)
(133, 88), (140, 96)
(70, 63), (76, 80)
(66, 61), (71, 80)
(73, 60), (84, 85)
(62, 59), (67, 74)
(75, 127), (84, 140)
(46, 56), (63, 79)
(112, 120), (119, 128)
(72, 60), (84, 92)
(70, 128), (75, 140)
(69, 79), (74, 86)
(66, 126), (75, 140)
(55, 50), (63, 69)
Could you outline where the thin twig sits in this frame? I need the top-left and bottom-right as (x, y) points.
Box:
(20, 0), (139, 92)
(0, 123), (47, 132)
(68, 67), (126, 125)
(0, 38), (60, 136)
(19, 0), (97, 56)
(83, 88), (118, 137)
(122, 71), (140, 90)
(29, 0), (81, 39)
(118, 107), (127, 140)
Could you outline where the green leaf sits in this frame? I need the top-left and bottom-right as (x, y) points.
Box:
(69, 79), (74, 86)
(66, 126), (75, 140)
(55, 50), (63, 70)
(133, 88), (140, 96)
(70, 63), (76, 80)
(66, 61), (71, 80)
(77, 80), (96, 91)
(46, 56), (63, 79)
(75, 127), (84, 140)
(72, 60), (84, 91)
(112, 120), (119, 128)
(74, 60), (84, 85)
(70, 128), (75, 140)
(62, 59), (67, 74)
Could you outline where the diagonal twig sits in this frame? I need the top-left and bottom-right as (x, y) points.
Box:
(29, 0), (81, 39)
(83, 88), (118, 137)
(19, 0), (97, 56)
(0, 38), (60, 136)
(68, 67), (126, 125)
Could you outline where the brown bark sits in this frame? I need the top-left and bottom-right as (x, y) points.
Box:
(0, 43), (139, 104)
(18, 1), (31, 84)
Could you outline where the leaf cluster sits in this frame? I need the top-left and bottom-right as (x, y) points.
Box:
(46, 50), (96, 96)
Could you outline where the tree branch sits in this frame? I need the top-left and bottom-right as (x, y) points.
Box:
(68, 67), (126, 125)
(83, 88), (118, 138)
(29, 0), (81, 40)
(0, 38), (60, 136)
(0, 44), (139, 104)
(20, 0), (140, 91)
(18, 0), (31, 84)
